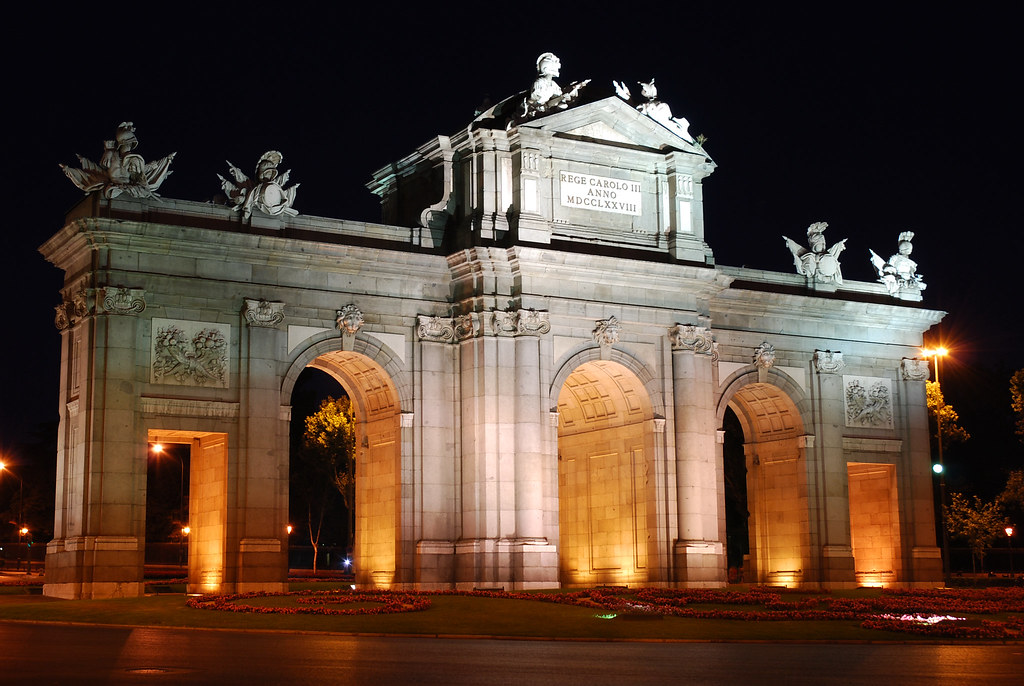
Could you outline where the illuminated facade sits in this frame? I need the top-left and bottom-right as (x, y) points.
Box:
(42, 80), (943, 599)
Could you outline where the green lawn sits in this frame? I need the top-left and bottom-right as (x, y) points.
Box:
(0, 585), (996, 642)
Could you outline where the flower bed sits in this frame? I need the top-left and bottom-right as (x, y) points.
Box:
(186, 585), (1024, 638)
(186, 589), (431, 616)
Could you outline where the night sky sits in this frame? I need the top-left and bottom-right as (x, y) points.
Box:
(3, 6), (1021, 502)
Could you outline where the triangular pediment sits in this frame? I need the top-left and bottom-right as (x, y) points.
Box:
(518, 96), (709, 159)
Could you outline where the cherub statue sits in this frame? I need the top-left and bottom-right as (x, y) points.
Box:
(521, 53), (590, 118)
(634, 79), (693, 142)
(869, 231), (926, 296)
(60, 122), (176, 199)
(218, 151), (299, 221)
(783, 222), (848, 285)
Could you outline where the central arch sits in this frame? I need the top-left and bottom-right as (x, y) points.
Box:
(283, 335), (408, 588)
(555, 359), (656, 586)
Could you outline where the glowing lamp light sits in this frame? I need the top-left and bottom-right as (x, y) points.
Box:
(151, 443), (164, 454)
(287, 525), (293, 535)
(344, 558), (352, 568)
(181, 526), (191, 536)
(1008, 527), (1015, 538)
(19, 527), (28, 536)
(932, 463), (944, 474)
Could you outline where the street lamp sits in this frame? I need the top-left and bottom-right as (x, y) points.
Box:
(921, 346), (950, 579)
(1007, 527), (1015, 576)
(0, 461), (25, 572)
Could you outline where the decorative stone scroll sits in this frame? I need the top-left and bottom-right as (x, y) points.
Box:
(489, 309), (551, 337)
(54, 304), (70, 331)
(753, 342), (776, 369)
(813, 350), (845, 374)
(243, 299), (285, 328)
(843, 375), (894, 429)
(417, 315), (455, 343)
(901, 358), (931, 381)
(101, 287), (146, 315)
(72, 289), (91, 319)
(56, 288), (97, 329)
(151, 319), (230, 388)
(668, 324), (713, 354)
(492, 310), (519, 336)
(336, 305), (364, 335)
(593, 316), (621, 347)
(60, 122), (176, 200)
(517, 309), (550, 336)
(454, 313), (479, 340)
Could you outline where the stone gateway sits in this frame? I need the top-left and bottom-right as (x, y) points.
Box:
(42, 56), (943, 599)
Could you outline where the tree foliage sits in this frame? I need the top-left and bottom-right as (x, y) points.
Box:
(944, 492), (1007, 573)
(999, 469), (1024, 527)
(926, 381), (970, 444)
(1011, 368), (1024, 442)
(303, 396), (357, 509)
(299, 396), (357, 569)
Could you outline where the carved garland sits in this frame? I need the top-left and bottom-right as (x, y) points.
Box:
(152, 322), (229, 387)
(844, 376), (894, 429)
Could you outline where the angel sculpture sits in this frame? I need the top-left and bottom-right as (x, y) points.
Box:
(783, 222), (848, 285)
(635, 79), (693, 142)
(869, 231), (926, 296)
(218, 151), (299, 221)
(520, 52), (590, 119)
(60, 122), (176, 199)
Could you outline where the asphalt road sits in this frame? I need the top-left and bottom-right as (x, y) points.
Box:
(2, 622), (1022, 685)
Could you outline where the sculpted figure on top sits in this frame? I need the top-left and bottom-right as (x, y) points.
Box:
(633, 79), (693, 142)
(520, 53), (590, 119)
(60, 122), (176, 199)
(218, 151), (299, 221)
(784, 222), (848, 285)
(869, 231), (926, 297)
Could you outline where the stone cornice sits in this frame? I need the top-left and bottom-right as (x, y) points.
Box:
(40, 214), (451, 287)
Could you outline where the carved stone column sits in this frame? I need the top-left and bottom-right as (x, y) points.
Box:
(45, 287), (147, 599)
(414, 315), (459, 586)
(808, 350), (855, 586)
(668, 324), (726, 585)
(900, 357), (943, 583)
